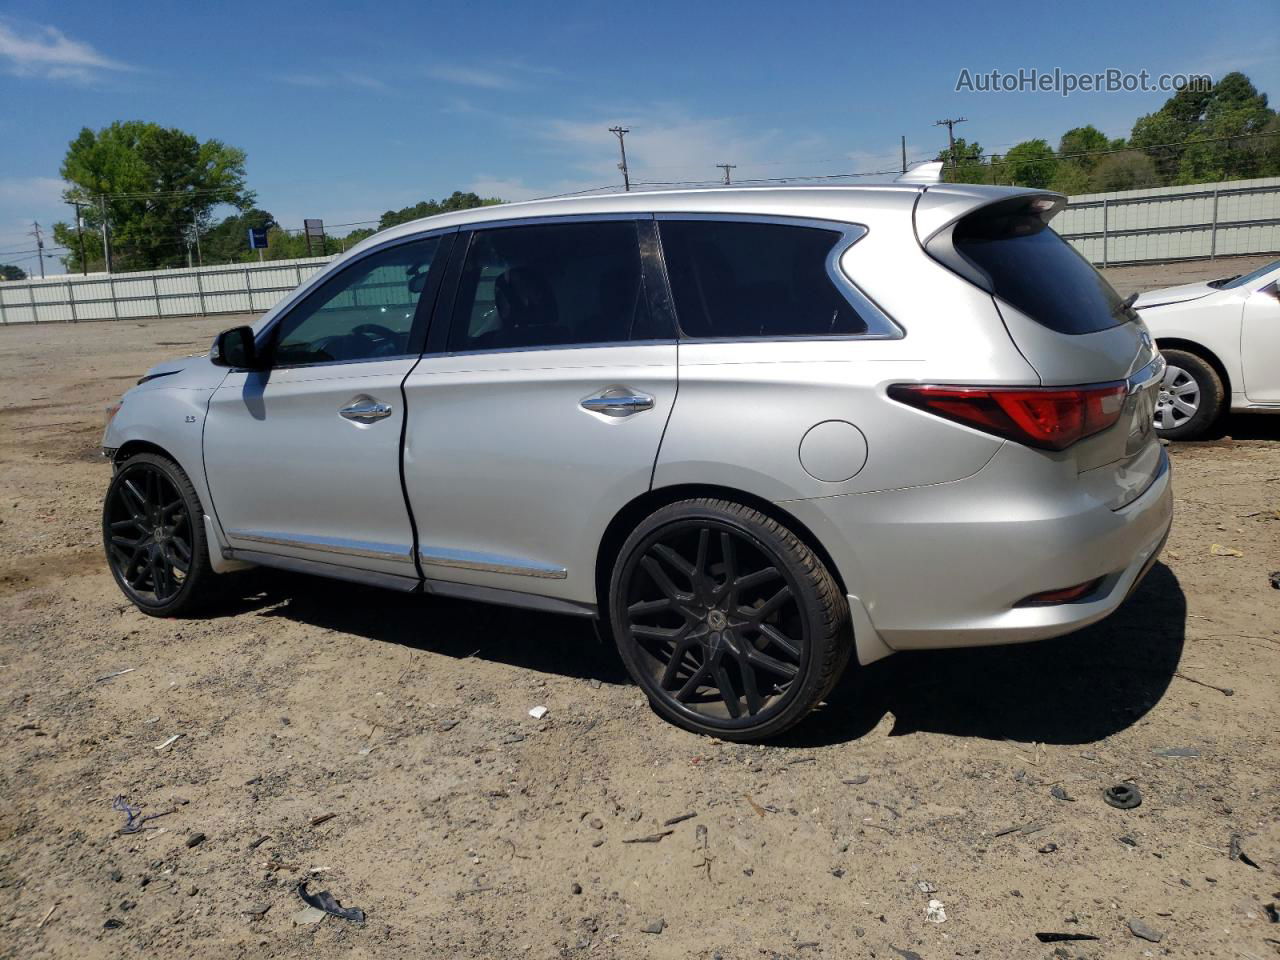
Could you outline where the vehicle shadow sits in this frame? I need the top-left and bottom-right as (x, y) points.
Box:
(215, 570), (629, 684)
(213, 562), (1186, 748)
(785, 562), (1188, 748)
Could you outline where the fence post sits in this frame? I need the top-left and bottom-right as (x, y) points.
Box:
(1209, 186), (1219, 260)
(108, 277), (119, 321)
(152, 276), (163, 318)
(245, 267), (253, 314)
(1101, 199), (1109, 268)
(0, 287), (7, 324)
(194, 268), (207, 316)
(67, 281), (77, 322)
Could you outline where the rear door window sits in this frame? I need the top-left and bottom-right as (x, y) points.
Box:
(447, 220), (653, 352)
(657, 219), (868, 339)
(947, 199), (1130, 335)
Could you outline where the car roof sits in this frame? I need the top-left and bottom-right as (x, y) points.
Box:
(361, 182), (1045, 251)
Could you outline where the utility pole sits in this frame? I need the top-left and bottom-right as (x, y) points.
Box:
(29, 222), (46, 279)
(901, 135), (907, 174)
(192, 216), (203, 267)
(67, 201), (88, 275)
(608, 126), (631, 192)
(934, 117), (967, 172)
(716, 163), (736, 185)
(99, 196), (112, 274)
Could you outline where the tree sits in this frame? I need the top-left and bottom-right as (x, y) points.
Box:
(936, 138), (990, 185)
(377, 191), (501, 230)
(1058, 125), (1111, 169)
(1, 264), (27, 281)
(1090, 151), (1159, 192)
(1130, 72), (1276, 184)
(1003, 139), (1058, 188)
(201, 208), (277, 264)
(51, 121), (253, 272)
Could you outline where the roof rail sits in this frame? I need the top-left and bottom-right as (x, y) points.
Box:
(895, 160), (945, 185)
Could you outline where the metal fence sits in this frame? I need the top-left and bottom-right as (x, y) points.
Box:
(0, 256), (333, 324)
(1056, 175), (1280, 266)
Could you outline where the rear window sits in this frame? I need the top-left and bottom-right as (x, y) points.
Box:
(658, 219), (868, 339)
(949, 201), (1130, 335)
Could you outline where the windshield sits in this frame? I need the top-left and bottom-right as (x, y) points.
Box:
(1217, 258), (1280, 290)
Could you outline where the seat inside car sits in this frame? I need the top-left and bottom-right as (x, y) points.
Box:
(483, 265), (564, 348)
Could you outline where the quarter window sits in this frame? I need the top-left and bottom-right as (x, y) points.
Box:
(658, 220), (868, 339)
(448, 220), (652, 352)
(272, 237), (441, 366)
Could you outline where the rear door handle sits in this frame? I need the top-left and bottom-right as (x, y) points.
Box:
(339, 396), (394, 423)
(581, 387), (655, 417)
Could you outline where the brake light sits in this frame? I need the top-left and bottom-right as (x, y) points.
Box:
(888, 382), (1127, 451)
(1017, 577), (1104, 606)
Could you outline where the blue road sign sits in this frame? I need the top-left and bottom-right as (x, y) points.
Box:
(247, 226), (269, 249)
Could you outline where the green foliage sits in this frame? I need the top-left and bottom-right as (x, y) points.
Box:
(936, 71), (1279, 194)
(0, 263), (27, 281)
(377, 191), (502, 230)
(1003, 139), (1058, 189)
(1058, 125), (1111, 168)
(201, 208), (277, 264)
(51, 121), (253, 272)
(1091, 151), (1159, 191)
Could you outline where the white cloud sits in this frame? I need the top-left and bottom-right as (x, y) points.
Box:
(426, 63), (517, 90)
(0, 19), (132, 81)
(279, 72), (387, 91)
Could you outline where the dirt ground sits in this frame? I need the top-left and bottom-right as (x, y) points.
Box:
(1, 255), (1277, 960)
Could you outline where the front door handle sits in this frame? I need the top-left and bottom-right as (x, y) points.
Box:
(339, 396), (394, 423)
(581, 387), (655, 417)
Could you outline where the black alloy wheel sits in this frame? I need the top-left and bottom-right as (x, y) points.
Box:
(610, 499), (852, 740)
(103, 453), (210, 616)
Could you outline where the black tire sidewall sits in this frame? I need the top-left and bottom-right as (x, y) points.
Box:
(608, 499), (843, 741)
(103, 453), (209, 617)
(1156, 349), (1224, 441)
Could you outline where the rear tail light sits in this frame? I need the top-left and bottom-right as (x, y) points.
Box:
(888, 382), (1127, 451)
(1017, 577), (1104, 606)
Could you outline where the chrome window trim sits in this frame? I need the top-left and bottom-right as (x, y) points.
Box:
(419, 545), (568, 579)
(653, 212), (904, 342)
(226, 530), (413, 563)
(252, 227), (460, 363)
(421, 337), (677, 360)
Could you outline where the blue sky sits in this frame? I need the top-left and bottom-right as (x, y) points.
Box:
(1, 0), (1277, 274)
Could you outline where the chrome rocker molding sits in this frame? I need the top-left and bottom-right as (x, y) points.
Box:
(226, 530), (413, 563)
(418, 545), (568, 579)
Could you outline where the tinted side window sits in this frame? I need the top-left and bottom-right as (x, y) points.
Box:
(948, 201), (1127, 335)
(448, 221), (651, 352)
(658, 220), (867, 339)
(273, 237), (440, 366)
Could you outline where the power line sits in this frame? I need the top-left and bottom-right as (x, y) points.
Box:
(716, 163), (736, 185)
(28, 222), (46, 279)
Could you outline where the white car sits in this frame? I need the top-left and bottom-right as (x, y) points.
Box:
(1135, 258), (1280, 439)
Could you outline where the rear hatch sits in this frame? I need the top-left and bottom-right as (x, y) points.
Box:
(919, 189), (1164, 508)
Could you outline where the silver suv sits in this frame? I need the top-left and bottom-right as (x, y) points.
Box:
(102, 184), (1173, 740)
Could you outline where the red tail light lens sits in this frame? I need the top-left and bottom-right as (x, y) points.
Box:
(1017, 577), (1105, 606)
(888, 382), (1127, 451)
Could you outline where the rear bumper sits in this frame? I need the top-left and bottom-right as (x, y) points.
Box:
(783, 445), (1173, 659)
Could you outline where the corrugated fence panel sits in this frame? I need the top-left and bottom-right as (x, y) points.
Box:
(0, 256), (332, 324)
(1057, 176), (1280, 266)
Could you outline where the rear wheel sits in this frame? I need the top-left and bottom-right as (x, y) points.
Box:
(609, 498), (852, 741)
(103, 452), (211, 616)
(1154, 348), (1224, 441)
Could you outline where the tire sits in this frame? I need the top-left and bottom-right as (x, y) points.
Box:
(608, 498), (853, 741)
(102, 452), (212, 617)
(1154, 348), (1224, 441)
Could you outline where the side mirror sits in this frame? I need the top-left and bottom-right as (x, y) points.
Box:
(210, 326), (261, 369)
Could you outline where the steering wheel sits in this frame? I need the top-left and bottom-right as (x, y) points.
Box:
(352, 323), (400, 343)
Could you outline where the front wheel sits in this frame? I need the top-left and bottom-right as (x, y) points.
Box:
(608, 498), (853, 741)
(1154, 349), (1224, 441)
(103, 452), (212, 616)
